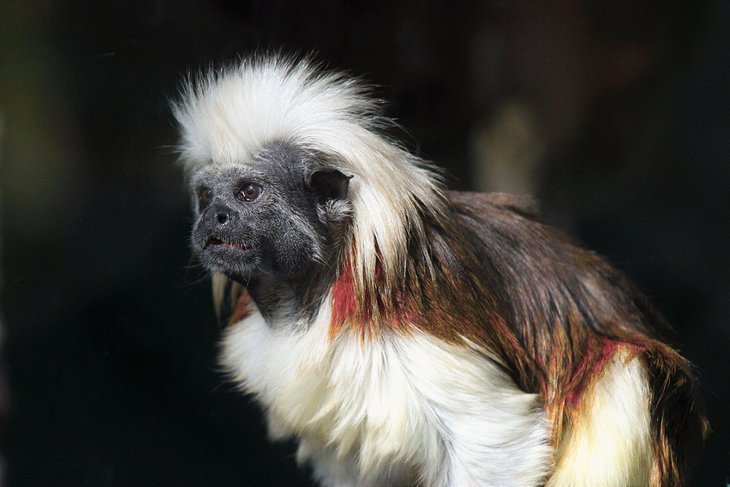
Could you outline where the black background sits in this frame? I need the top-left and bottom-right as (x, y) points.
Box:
(1, 1), (728, 485)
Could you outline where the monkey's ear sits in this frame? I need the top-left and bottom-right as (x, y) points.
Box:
(306, 168), (353, 202)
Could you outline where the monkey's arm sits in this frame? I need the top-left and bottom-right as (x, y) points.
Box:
(449, 190), (707, 486)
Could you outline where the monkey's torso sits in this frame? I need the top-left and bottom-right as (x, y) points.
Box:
(217, 192), (672, 487)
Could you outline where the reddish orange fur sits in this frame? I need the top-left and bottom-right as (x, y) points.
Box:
(229, 288), (252, 326)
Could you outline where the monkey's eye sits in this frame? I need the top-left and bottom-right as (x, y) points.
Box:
(198, 187), (212, 210)
(238, 183), (262, 202)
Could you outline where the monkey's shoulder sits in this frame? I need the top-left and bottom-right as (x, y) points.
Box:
(448, 191), (542, 221)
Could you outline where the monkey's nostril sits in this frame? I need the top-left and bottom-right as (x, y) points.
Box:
(216, 212), (229, 225)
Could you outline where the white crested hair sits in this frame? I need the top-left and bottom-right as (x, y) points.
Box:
(173, 55), (446, 294)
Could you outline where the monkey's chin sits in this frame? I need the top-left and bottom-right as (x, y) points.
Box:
(198, 247), (259, 281)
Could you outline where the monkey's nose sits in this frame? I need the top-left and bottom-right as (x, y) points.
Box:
(209, 203), (238, 227)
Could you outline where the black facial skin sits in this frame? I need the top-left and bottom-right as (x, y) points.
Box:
(190, 143), (351, 319)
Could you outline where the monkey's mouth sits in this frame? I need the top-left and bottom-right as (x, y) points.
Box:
(204, 236), (249, 252)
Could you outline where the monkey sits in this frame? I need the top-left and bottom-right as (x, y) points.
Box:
(173, 55), (708, 487)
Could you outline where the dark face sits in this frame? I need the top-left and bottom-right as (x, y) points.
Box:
(189, 143), (351, 286)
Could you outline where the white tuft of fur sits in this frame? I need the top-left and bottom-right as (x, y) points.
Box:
(173, 56), (446, 295)
(220, 297), (552, 487)
(547, 350), (653, 487)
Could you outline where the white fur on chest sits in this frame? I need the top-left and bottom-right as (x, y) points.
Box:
(220, 301), (552, 487)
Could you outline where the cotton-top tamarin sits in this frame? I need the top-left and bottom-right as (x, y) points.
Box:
(173, 56), (707, 487)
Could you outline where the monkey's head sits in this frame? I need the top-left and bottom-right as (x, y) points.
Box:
(189, 142), (352, 285)
(175, 56), (444, 300)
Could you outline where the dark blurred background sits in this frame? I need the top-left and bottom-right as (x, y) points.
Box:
(0, 1), (728, 485)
